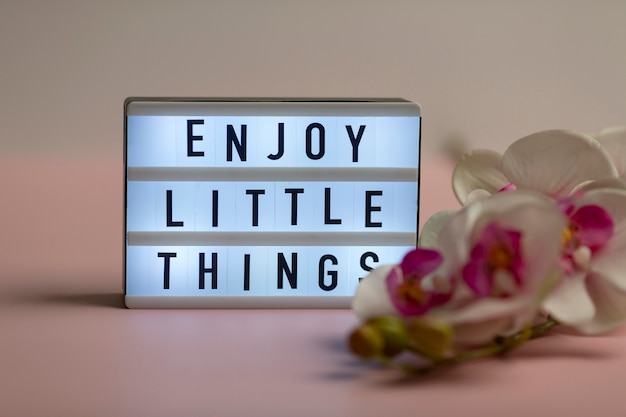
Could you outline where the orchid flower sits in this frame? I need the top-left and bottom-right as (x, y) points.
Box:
(428, 190), (566, 345)
(593, 127), (626, 180)
(353, 190), (567, 346)
(578, 127), (626, 191)
(352, 248), (451, 321)
(452, 130), (618, 205)
(385, 248), (451, 316)
(542, 188), (626, 334)
(349, 126), (626, 374)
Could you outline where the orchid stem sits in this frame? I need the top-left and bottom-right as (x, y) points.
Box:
(529, 317), (558, 338)
(393, 317), (558, 375)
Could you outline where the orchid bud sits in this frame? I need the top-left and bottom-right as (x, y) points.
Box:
(367, 316), (410, 357)
(406, 317), (454, 359)
(348, 323), (384, 359)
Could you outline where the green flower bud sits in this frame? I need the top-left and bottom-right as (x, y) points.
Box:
(348, 323), (384, 359)
(406, 317), (454, 359)
(367, 316), (410, 357)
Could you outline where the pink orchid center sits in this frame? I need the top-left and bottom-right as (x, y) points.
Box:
(489, 244), (515, 271)
(385, 248), (450, 317)
(394, 273), (427, 305)
(463, 222), (524, 298)
(498, 183), (517, 192)
(561, 204), (614, 272)
(562, 222), (581, 250)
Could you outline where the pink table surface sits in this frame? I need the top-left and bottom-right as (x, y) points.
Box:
(2, 156), (626, 417)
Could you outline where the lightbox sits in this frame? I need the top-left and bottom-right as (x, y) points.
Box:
(124, 98), (421, 308)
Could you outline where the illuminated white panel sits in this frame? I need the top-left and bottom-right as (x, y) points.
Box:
(126, 115), (419, 168)
(126, 246), (193, 296)
(126, 116), (176, 167)
(232, 182), (274, 231)
(124, 98), (421, 308)
(126, 181), (157, 231)
(304, 246), (351, 296)
(126, 245), (415, 298)
(390, 181), (420, 231)
(272, 181), (357, 231)
(299, 183), (355, 231)
(127, 182), (197, 231)
(184, 247), (230, 296)
(126, 246), (149, 296)
(256, 117), (297, 166)
(212, 117), (259, 166)
(293, 117), (338, 167)
(375, 117), (420, 167)
(174, 117), (216, 166)
(352, 245), (414, 274)
(335, 117), (376, 166)
(126, 181), (416, 232)
(352, 182), (418, 232)
(193, 183), (237, 231)
(226, 247), (270, 295)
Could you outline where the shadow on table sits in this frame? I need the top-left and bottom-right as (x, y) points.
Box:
(5, 291), (126, 309)
(316, 331), (618, 386)
(39, 292), (126, 309)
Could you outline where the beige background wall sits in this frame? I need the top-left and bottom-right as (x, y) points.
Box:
(1, 0), (625, 157)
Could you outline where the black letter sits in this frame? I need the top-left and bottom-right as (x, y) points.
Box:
(227, 124), (247, 161)
(324, 187), (341, 225)
(346, 125), (366, 162)
(277, 252), (297, 289)
(166, 190), (184, 227)
(365, 190), (383, 227)
(246, 189), (265, 226)
(285, 188), (304, 225)
(187, 119), (204, 157)
(267, 122), (284, 160)
(306, 123), (325, 160)
(158, 252), (177, 289)
(318, 254), (338, 291)
(359, 251), (379, 281)
(212, 190), (219, 227)
(243, 254), (251, 291)
(199, 252), (218, 290)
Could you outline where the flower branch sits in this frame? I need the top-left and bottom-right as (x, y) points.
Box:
(348, 127), (626, 376)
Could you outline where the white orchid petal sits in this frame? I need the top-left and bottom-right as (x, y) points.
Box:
(593, 126), (626, 179)
(434, 190), (565, 342)
(575, 274), (626, 334)
(591, 252), (626, 291)
(465, 189), (492, 205)
(502, 130), (617, 198)
(542, 273), (595, 325)
(438, 190), (566, 284)
(418, 210), (456, 249)
(452, 150), (508, 204)
(573, 178), (626, 193)
(435, 296), (535, 328)
(595, 126), (626, 140)
(590, 245), (626, 293)
(437, 207), (478, 268)
(351, 264), (396, 321)
(452, 317), (511, 346)
(438, 191), (565, 311)
(482, 197), (566, 293)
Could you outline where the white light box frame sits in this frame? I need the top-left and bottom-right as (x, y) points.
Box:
(124, 98), (421, 308)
